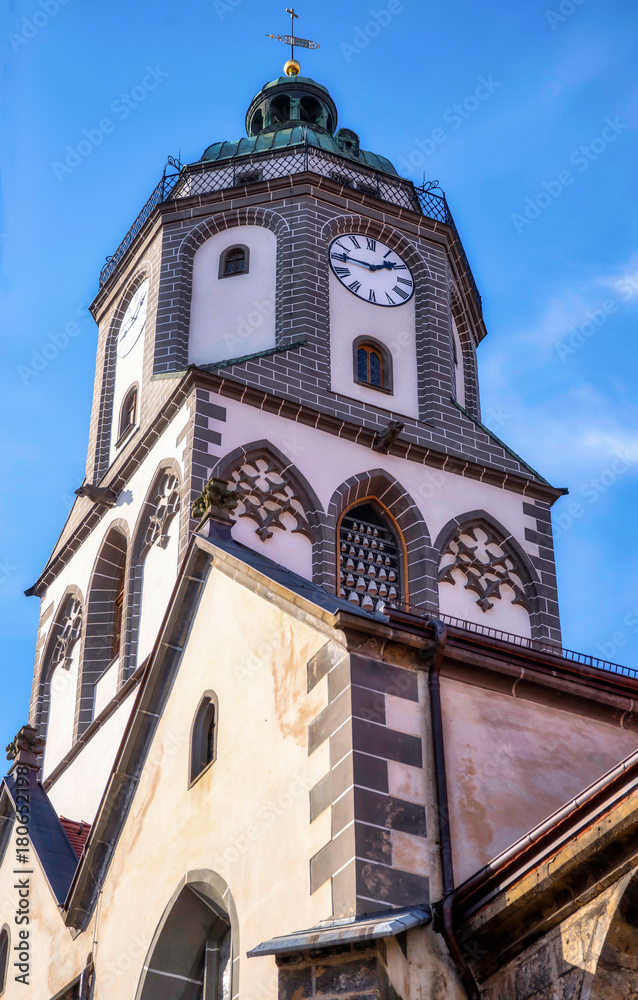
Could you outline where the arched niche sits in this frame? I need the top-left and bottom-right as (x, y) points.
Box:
(81, 525), (128, 733)
(435, 511), (541, 639)
(213, 440), (327, 585)
(188, 226), (277, 368)
(36, 590), (84, 779)
(328, 470), (437, 610)
(129, 463), (182, 671)
(136, 871), (239, 1000)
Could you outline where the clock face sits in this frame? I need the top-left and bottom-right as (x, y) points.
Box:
(329, 235), (414, 307)
(117, 279), (150, 358)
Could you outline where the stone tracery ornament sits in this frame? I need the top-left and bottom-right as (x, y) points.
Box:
(145, 473), (181, 548)
(227, 456), (313, 542)
(51, 598), (83, 670)
(438, 525), (530, 613)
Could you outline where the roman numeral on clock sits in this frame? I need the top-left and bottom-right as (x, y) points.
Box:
(368, 289), (376, 302)
(331, 252), (349, 262)
(385, 292), (395, 305)
(349, 236), (361, 248)
(393, 285), (410, 300)
(396, 277), (412, 287)
(366, 238), (376, 252)
(334, 266), (351, 278)
(348, 279), (362, 293)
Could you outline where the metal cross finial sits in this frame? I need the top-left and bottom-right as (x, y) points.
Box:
(266, 6), (320, 75)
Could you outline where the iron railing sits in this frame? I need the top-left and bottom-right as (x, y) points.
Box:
(99, 142), (482, 311)
(388, 604), (638, 682)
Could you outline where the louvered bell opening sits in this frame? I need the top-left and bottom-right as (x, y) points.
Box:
(338, 503), (401, 614)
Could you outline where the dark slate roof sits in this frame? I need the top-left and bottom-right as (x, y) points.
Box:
(247, 905), (431, 957)
(196, 339), (306, 374)
(3, 771), (80, 904)
(197, 127), (398, 176)
(60, 817), (91, 859)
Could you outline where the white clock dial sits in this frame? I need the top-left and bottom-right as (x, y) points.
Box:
(329, 235), (414, 307)
(117, 279), (150, 358)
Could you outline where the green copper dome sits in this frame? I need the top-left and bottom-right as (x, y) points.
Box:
(193, 76), (398, 176)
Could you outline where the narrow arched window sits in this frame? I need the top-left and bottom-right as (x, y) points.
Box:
(354, 338), (392, 393)
(219, 245), (249, 279)
(0, 927), (9, 996)
(190, 693), (218, 785)
(338, 502), (403, 612)
(118, 385), (137, 441)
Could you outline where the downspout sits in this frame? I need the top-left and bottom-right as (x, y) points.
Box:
(426, 619), (480, 1000)
(79, 956), (94, 999)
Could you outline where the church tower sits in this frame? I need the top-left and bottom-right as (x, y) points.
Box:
(6, 34), (638, 1000)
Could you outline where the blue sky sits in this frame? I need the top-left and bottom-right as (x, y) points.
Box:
(1, 0), (637, 751)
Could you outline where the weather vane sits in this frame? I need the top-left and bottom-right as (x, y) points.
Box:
(266, 7), (320, 77)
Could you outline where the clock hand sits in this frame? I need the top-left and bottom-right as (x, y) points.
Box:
(122, 292), (148, 334)
(345, 256), (394, 271)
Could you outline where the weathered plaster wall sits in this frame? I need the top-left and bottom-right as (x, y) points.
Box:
(85, 568), (334, 1000)
(442, 678), (638, 881)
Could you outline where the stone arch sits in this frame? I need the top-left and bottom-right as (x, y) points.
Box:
(327, 470), (437, 610)
(79, 522), (130, 735)
(135, 869), (240, 1000)
(158, 208), (290, 372)
(434, 510), (544, 638)
(213, 440), (328, 587)
(35, 585), (85, 737)
(320, 215), (444, 423)
(589, 868), (638, 998)
(93, 263), (154, 481)
(127, 460), (183, 675)
(450, 281), (479, 418)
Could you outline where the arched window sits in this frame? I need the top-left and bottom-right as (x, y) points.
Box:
(353, 338), (392, 393)
(300, 95), (322, 125)
(338, 502), (403, 612)
(117, 385), (138, 442)
(138, 882), (233, 1000)
(269, 94), (290, 125)
(219, 245), (249, 279)
(0, 926), (8, 996)
(190, 693), (218, 785)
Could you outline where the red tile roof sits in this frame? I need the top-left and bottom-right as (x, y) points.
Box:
(60, 817), (91, 859)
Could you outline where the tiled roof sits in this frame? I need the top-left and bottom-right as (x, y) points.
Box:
(60, 817), (91, 859)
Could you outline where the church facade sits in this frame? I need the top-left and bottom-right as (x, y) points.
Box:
(2, 65), (638, 1000)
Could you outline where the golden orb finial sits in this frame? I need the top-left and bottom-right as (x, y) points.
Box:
(284, 58), (301, 77)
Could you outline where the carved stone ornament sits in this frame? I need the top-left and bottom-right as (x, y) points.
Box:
(75, 483), (118, 507)
(227, 457), (313, 542)
(372, 420), (405, 454)
(145, 473), (181, 548)
(51, 598), (82, 671)
(6, 724), (46, 765)
(438, 525), (530, 612)
(192, 477), (239, 526)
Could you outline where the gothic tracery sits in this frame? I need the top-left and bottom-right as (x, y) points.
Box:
(145, 472), (181, 549)
(227, 456), (313, 541)
(438, 524), (530, 613)
(50, 598), (83, 671)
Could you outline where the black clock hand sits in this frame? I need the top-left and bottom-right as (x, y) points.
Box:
(345, 256), (394, 271)
(122, 292), (148, 334)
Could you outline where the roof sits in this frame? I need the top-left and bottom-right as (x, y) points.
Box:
(247, 905), (431, 957)
(0, 770), (80, 904)
(197, 126), (398, 175)
(59, 817), (91, 859)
